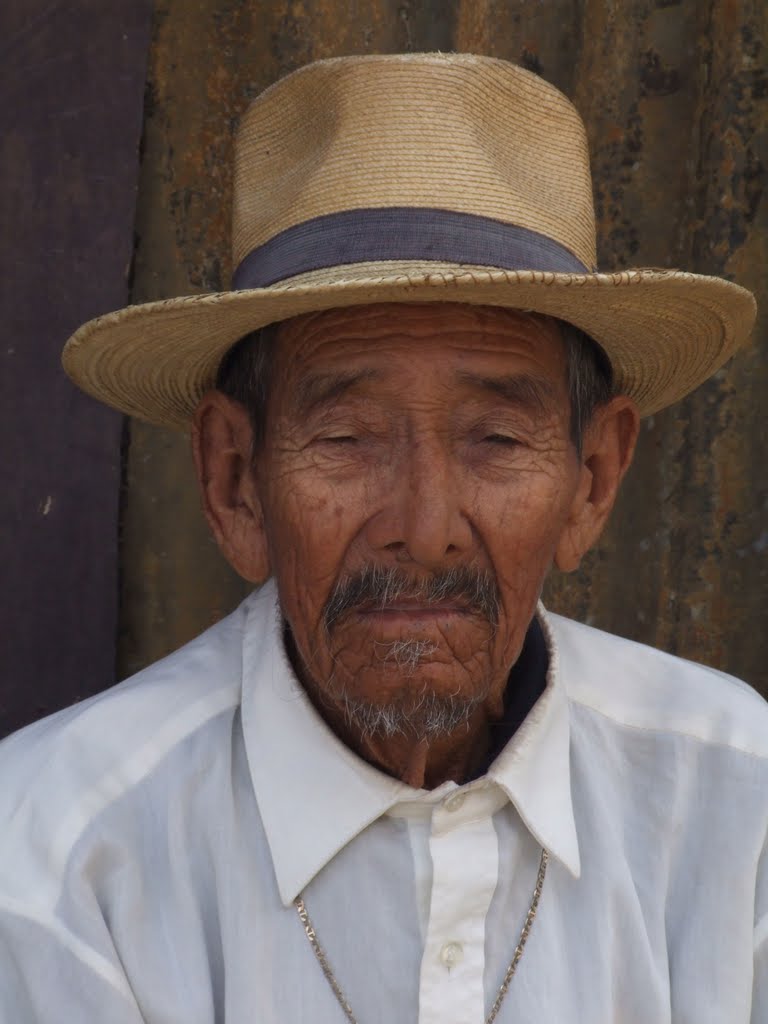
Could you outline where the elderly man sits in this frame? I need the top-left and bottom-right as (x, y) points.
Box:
(1, 53), (766, 1023)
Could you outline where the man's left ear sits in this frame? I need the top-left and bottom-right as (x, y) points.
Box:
(191, 391), (271, 583)
(554, 396), (640, 572)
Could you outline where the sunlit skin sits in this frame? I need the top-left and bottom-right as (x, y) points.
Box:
(193, 303), (639, 788)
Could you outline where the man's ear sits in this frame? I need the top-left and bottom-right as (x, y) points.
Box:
(555, 396), (640, 572)
(191, 390), (270, 583)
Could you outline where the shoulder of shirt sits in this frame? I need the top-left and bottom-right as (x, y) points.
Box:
(544, 610), (768, 760)
(0, 588), (267, 846)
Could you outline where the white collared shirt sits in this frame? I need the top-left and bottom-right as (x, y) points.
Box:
(1, 579), (766, 1022)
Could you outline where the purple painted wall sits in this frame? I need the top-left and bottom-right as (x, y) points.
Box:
(0, 2), (153, 736)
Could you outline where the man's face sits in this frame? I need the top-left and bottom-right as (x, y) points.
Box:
(252, 302), (585, 735)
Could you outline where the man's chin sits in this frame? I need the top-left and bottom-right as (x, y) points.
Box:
(330, 653), (495, 736)
(338, 686), (485, 741)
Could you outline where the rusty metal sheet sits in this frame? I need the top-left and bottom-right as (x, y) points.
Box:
(122, 0), (767, 695)
(0, 0), (153, 737)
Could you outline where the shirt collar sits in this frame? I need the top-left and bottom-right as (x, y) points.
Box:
(487, 607), (581, 879)
(240, 579), (580, 906)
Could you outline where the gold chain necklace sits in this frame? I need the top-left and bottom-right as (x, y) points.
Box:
(294, 847), (548, 1024)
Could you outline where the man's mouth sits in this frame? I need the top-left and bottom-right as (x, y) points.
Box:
(355, 599), (473, 622)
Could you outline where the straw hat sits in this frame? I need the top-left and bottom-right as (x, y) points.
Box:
(62, 52), (756, 427)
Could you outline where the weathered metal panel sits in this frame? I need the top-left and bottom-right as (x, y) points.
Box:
(122, 0), (767, 694)
(543, 0), (768, 689)
(0, 0), (153, 737)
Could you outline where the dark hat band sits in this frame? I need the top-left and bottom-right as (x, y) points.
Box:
(232, 207), (593, 289)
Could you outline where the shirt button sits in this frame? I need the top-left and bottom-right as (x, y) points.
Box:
(443, 791), (466, 812)
(440, 941), (464, 969)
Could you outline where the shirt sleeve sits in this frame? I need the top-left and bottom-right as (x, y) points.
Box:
(0, 907), (146, 1023)
(753, 831), (768, 1024)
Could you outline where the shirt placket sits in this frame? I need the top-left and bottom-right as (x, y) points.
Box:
(418, 789), (500, 1024)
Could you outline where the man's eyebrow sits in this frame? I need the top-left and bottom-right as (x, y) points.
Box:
(457, 371), (560, 413)
(295, 369), (380, 414)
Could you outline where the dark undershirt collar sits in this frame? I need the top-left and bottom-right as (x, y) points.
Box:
(471, 613), (549, 779)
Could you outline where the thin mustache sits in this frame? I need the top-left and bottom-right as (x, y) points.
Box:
(322, 565), (500, 633)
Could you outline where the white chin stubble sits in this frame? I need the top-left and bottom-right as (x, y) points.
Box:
(338, 638), (484, 740)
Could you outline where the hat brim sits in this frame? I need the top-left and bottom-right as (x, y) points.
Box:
(62, 263), (756, 428)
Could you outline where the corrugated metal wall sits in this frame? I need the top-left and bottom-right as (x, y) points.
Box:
(122, 0), (767, 694)
(4, 1), (765, 737)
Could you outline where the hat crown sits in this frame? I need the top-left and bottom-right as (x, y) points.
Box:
(232, 53), (597, 276)
(63, 55), (756, 430)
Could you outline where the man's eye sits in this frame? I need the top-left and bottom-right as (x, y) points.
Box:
(484, 433), (520, 446)
(321, 435), (358, 444)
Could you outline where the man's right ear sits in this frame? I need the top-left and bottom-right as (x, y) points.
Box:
(191, 391), (271, 583)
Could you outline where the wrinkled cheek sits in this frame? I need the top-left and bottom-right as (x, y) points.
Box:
(485, 482), (572, 663)
(494, 531), (555, 598)
(262, 473), (369, 678)
(491, 469), (570, 544)
(264, 519), (323, 648)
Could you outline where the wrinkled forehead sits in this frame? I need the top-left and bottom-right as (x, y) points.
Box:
(270, 302), (570, 384)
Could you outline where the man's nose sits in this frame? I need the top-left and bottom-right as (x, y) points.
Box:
(364, 437), (475, 570)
